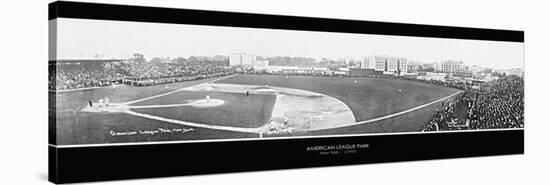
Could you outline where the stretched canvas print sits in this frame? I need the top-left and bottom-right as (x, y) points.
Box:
(49, 1), (524, 183)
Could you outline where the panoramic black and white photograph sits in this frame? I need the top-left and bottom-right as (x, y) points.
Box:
(49, 18), (524, 146)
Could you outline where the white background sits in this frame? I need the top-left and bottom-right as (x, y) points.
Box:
(0, 0), (548, 184)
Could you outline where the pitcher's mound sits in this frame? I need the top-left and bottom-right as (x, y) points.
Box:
(188, 99), (224, 107)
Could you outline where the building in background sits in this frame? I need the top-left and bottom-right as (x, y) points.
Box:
(469, 65), (486, 73)
(422, 62), (439, 72)
(348, 60), (361, 68)
(386, 56), (399, 72)
(398, 57), (408, 74)
(407, 60), (423, 72)
(439, 60), (466, 73)
(373, 55), (387, 72)
(229, 53), (256, 66)
(229, 53), (241, 66)
(363, 55), (408, 75)
(360, 56), (372, 69)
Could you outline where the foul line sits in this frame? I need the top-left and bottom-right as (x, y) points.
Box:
(309, 90), (464, 131)
(126, 110), (260, 133)
(123, 74), (238, 105)
(130, 103), (192, 109)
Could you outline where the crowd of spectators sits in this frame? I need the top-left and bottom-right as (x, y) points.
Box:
(422, 93), (474, 131)
(468, 76), (524, 129)
(126, 72), (232, 86)
(422, 76), (524, 131)
(49, 69), (123, 90)
(120, 62), (232, 86)
(49, 61), (233, 90)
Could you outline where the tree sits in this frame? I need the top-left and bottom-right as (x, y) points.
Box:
(170, 57), (187, 64)
(319, 58), (330, 66)
(150, 57), (165, 64)
(423, 67), (435, 72)
(130, 53), (146, 63)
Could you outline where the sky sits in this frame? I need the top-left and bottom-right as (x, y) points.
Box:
(53, 18), (524, 70)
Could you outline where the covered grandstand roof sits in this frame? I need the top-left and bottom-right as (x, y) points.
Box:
(48, 59), (125, 64)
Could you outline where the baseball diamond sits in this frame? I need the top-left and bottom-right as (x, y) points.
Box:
(53, 74), (462, 145)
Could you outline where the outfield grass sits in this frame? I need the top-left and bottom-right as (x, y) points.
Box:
(218, 74), (461, 122)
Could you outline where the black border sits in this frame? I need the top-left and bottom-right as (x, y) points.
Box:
(48, 1), (523, 42)
(48, 1), (524, 184)
(50, 130), (523, 183)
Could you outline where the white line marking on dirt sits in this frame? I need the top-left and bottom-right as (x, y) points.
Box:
(130, 103), (192, 109)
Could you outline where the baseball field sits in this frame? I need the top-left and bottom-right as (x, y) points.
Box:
(51, 74), (462, 145)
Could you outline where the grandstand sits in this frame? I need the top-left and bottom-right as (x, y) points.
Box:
(49, 59), (234, 91)
(49, 59), (125, 91)
(422, 76), (524, 131)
